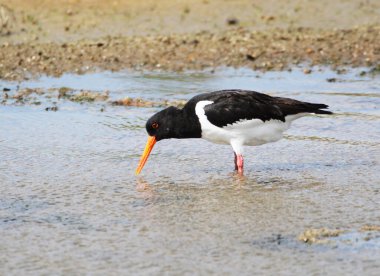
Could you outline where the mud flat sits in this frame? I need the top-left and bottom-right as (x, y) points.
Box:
(1, 0), (380, 80)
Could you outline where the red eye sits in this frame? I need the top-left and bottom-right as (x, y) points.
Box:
(152, 122), (159, 129)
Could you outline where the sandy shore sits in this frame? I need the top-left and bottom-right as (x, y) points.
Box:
(1, 0), (380, 80)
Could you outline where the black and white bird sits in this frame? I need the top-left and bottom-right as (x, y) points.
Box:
(136, 89), (332, 175)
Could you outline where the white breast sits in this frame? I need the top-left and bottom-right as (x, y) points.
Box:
(195, 101), (307, 153)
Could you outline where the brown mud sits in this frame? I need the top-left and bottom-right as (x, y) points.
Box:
(1, 86), (187, 108)
(299, 226), (380, 246)
(1, 0), (380, 80)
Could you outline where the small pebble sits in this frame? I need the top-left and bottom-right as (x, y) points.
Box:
(303, 68), (312, 74)
(226, 17), (239, 25)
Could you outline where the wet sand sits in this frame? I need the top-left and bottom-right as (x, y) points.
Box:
(1, 0), (380, 80)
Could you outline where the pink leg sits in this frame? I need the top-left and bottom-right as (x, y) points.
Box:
(236, 154), (244, 174)
(234, 152), (244, 174)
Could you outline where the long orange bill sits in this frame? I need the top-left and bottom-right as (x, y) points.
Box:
(135, 136), (156, 175)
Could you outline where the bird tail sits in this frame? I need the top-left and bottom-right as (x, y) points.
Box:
(307, 103), (333, 115)
(273, 96), (333, 116)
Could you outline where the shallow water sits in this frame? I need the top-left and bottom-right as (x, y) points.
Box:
(1, 68), (380, 275)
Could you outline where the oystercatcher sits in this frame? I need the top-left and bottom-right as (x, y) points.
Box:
(135, 89), (332, 175)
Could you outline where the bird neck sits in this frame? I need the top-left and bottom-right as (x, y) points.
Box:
(174, 108), (202, 139)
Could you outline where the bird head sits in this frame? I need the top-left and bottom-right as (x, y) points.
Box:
(145, 106), (182, 141)
(135, 106), (181, 175)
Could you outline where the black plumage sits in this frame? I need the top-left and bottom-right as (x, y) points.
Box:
(185, 90), (332, 127)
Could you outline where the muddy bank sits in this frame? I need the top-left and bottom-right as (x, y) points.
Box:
(1, 0), (380, 80)
(1, 26), (380, 80)
(1, 0), (380, 43)
(1, 86), (187, 109)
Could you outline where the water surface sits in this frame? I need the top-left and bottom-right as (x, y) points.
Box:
(1, 68), (380, 275)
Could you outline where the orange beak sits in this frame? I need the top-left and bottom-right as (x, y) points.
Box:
(135, 136), (156, 175)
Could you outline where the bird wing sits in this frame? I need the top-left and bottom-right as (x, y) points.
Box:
(200, 90), (286, 127)
(184, 89), (332, 128)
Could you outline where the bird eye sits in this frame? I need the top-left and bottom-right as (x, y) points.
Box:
(152, 122), (159, 129)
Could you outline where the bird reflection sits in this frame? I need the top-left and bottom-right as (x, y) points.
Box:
(136, 177), (152, 192)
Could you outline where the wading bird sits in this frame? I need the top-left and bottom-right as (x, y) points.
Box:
(135, 90), (332, 175)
